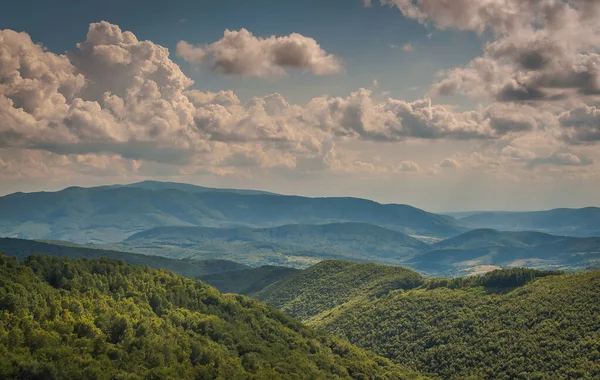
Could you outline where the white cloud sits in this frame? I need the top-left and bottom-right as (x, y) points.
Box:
(402, 43), (414, 52)
(527, 151), (594, 167)
(1, 19), (598, 191)
(439, 158), (461, 168)
(379, 0), (600, 143)
(177, 28), (343, 77)
(175, 41), (206, 63)
(395, 160), (421, 172)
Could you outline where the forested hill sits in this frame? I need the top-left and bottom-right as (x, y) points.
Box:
(0, 254), (425, 380)
(255, 261), (424, 321)
(0, 238), (248, 278)
(286, 267), (599, 379)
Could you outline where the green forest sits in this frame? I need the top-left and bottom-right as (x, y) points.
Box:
(0, 254), (424, 380)
(1, 251), (599, 379)
(255, 261), (424, 321)
(257, 263), (600, 379)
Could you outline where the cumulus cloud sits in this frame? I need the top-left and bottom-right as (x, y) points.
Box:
(177, 28), (343, 77)
(394, 160), (421, 172)
(402, 43), (414, 52)
(527, 151), (594, 168)
(559, 104), (600, 143)
(439, 158), (461, 168)
(175, 41), (206, 63)
(375, 0), (600, 146)
(1, 20), (598, 185)
(300, 89), (498, 141)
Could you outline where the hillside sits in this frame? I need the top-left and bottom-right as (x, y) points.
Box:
(0, 254), (424, 380)
(410, 229), (600, 276)
(199, 266), (301, 295)
(253, 260), (600, 378)
(121, 223), (430, 268)
(255, 261), (424, 321)
(0, 183), (463, 243)
(312, 270), (600, 379)
(457, 207), (600, 237)
(0, 238), (248, 278)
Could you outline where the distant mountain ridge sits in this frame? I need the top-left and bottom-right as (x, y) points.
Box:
(105, 180), (276, 195)
(410, 228), (600, 276)
(456, 207), (600, 237)
(0, 181), (464, 243)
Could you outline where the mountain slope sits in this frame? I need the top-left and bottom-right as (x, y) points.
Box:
(121, 223), (430, 267)
(410, 229), (600, 276)
(254, 261), (424, 321)
(0, 238), (248, 278)
(198, 266), (301, 296)
(0, 254), (424, 379)
(457, 207), (600, 237)
(312, 270), (600, 379)
(0, 183), (464, 243)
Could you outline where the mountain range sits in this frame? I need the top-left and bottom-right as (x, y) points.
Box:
(410, 228), (600, 276)
(0, 181), (463, 243)
(1, 181), (600, 275)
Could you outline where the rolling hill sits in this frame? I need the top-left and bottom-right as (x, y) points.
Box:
(0, 182), (464, 243)
(456, 207), (600, 237)
(253, 260), (600, 379)
(0, 254), (424, 379)
(409, 229), (600, 276)
(254, 261), (424, 321)
(313, 270), (600, 379)
(119, 223), (430, 268)
(0, 238), (248, 278)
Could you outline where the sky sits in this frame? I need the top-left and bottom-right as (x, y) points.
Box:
(0, 0), (599, 212)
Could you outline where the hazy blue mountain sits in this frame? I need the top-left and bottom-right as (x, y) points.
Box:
(0, 238), (248, 278)
(456, 207), (600, 237)
(0, 183), (463, 243)
(198, 266), (301, 296)
(106, 180), (275, 195)
(410, 228), (600, 276)
(431, 228), (565, 249)
(118, 222), (430, 268)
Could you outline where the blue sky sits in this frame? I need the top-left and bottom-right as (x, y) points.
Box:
(0, 0), (481, 103)
(1, 0), (599, 211)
